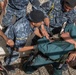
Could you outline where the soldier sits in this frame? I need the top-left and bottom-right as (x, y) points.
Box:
(4, 10), (49, 65)
(0, 2), (14, 71)
(0, 1), (14, 47)
(41, 0), (76, 29)
(2, 0), (49, 27)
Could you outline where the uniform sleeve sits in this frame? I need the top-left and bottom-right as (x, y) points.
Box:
(67, 9), (76, 24)
(40, 1), (53, 14)
(29, 0), (40, 8)
(29, 0), (48, 17)
(5, 25), (15, 40)
(40, 0), (54, 17)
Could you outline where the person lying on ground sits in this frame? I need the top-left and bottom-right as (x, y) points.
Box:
(19, 22), (76, 75)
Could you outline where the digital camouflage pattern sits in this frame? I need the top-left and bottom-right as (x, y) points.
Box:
(2, 0), (41, 27)
(4, 17), (32, 65)
(41, 0), (76, 27)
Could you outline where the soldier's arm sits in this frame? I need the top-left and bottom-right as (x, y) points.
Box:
(18, 46), (34, 52)
(0, 0), (8, 10)
(0, 0), (8, 15)
(0, 29), (14, 47)
(44, 17), (50, 27)
(61, 32), (76, 48)
(34, 28), (43, 38)
(0, 29), (8, 42)
(33, 25), (50, 40)
(40, 24), (50, 39)
(18, 45), (38, 52)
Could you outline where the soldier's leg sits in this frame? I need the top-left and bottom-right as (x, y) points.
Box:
(4, 48), (19, 65)
(2, 6), (14, 27)
(4, 25), (19, 65)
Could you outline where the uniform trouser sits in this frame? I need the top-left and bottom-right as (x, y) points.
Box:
(2, 5), (26, 27)
(24, 55), (62, 75)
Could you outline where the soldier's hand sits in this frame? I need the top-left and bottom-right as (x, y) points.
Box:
(6, 39), (14, 47)
(66, 52), (76, 62)
(41, 24), (50, 39)
(44, 18), (50, 27)
(74, 42), (76, 49)
(49, 38), (54, 42)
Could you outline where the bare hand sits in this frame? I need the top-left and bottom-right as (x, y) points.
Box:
(66, 52), (76, 62)
(41, 24), (50, 39)
(6, 39), (14, 47)
(74, 43), (76, 49)
(47, 36), (55, 42)
(44, 18), (50, 27)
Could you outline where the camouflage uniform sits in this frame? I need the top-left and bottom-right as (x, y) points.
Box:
(5, 17), (32, 48)
(41, 0), (76, 27)
(5, 17), (33, 65)
(2, 0), (41, 27)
